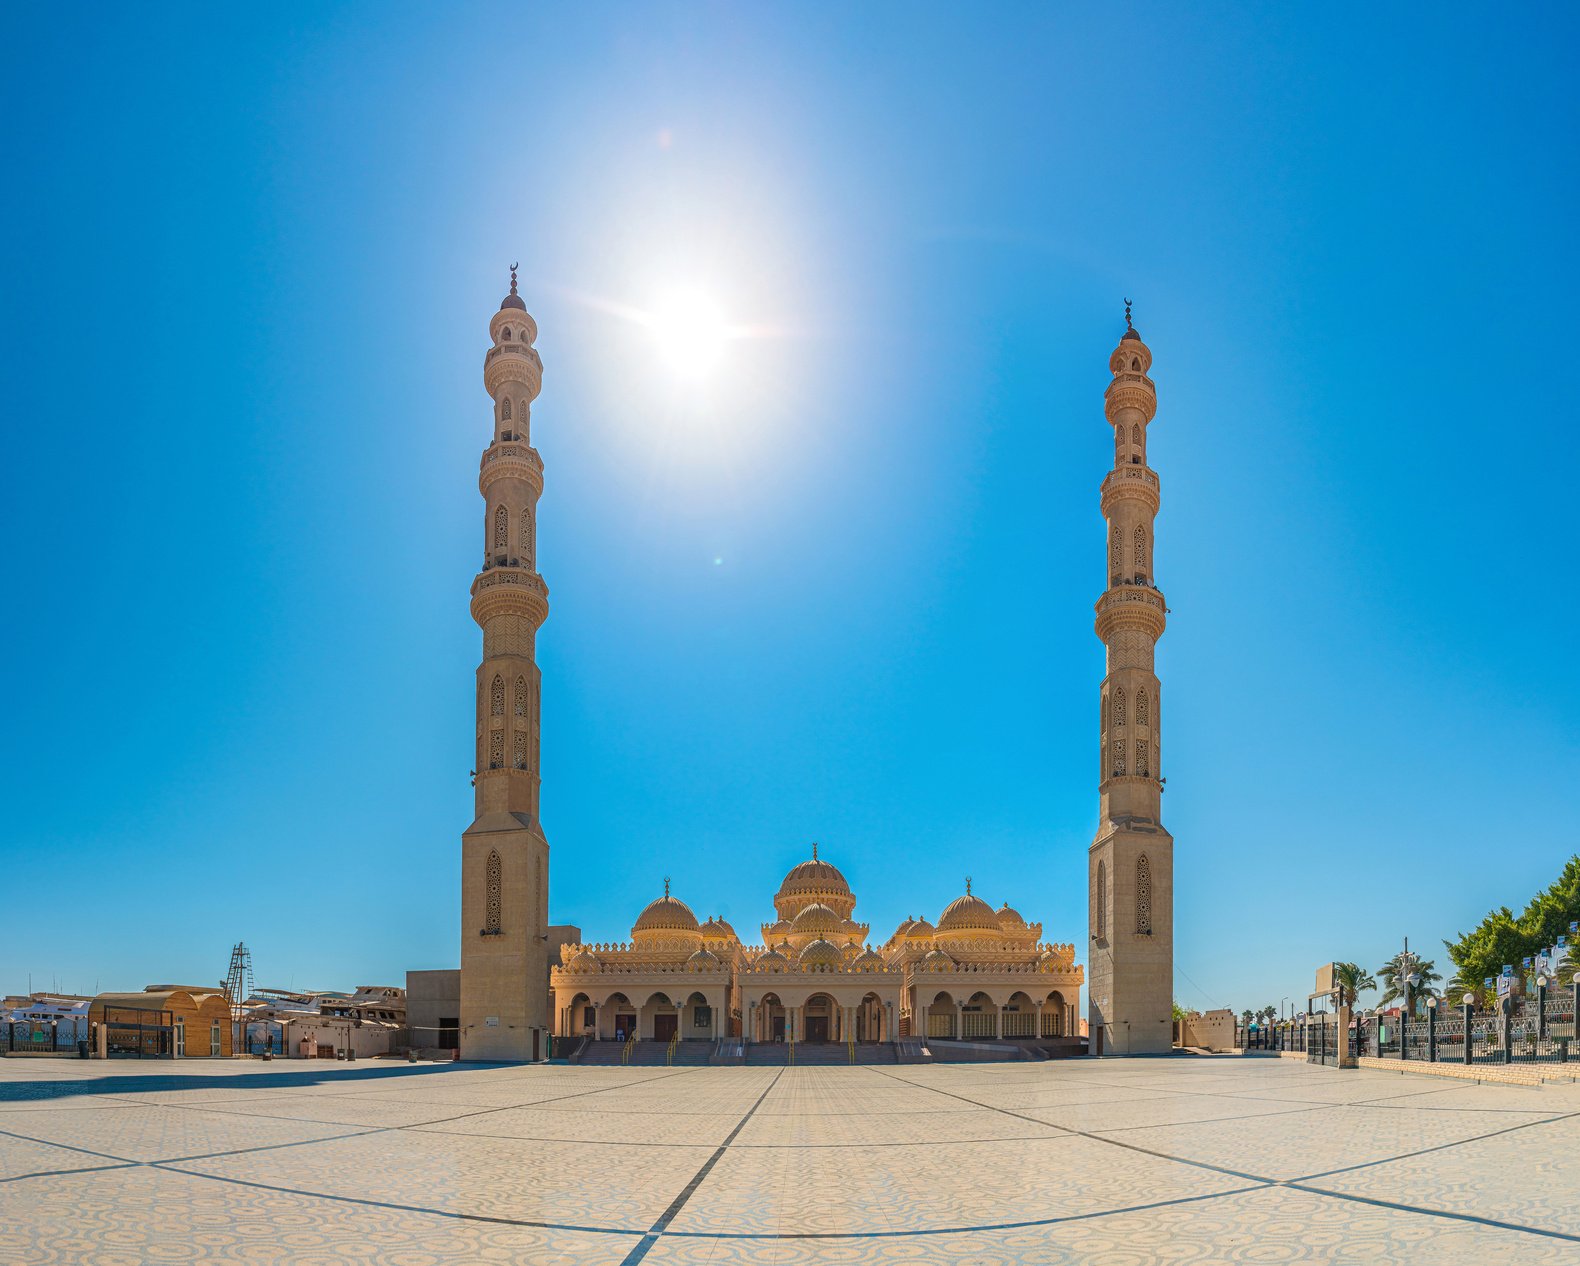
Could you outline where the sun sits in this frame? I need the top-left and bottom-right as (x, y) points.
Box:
(648, 289), (730, 380)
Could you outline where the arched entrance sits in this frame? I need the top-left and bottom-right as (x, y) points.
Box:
(802, 992), (837, 1043)
(1003, 991), (1035, 1038)
(683, 991), (714, 1040)
(961, 991), (999, 1040)
(565, 991), (592, 1037)
(926, 991), (957, 1039)
(758, 993), (786, 1042)
(641, 992), (679, 1041)
(601, 993), (636, 1042)
(856, 992), (885, 1042)
(1043, 990), (1069, 1037)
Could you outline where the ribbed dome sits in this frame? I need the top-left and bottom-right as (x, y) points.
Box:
(799, 938), (843, 968)
(890, 918), (916, 941)
(791, 903), (841, 934)
(500, 292), (526, 312)
(686, 948), (721, 971)
(699, 915), (738, 941)
(920, 948), (955, 971)
(566, 948), (600, 972)
(754, 946), (788, 971)
(632, 891), (699, 936)
(996, 903), (1027, 928)
(774, 845), (856, 919)
(852, 947), (885, 971)
(938, 891), (999, 934)
(907, 919), (936, 939)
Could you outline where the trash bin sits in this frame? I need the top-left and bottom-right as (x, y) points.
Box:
(77, 1040), (89, 1059)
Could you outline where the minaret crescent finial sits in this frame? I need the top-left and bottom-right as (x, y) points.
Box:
(509, 262), (519, 295)
(965, 875), (972, 896)
(664, 875), (670, 898)
(812, 842), (818, 861)
(1124, 297), (1133, 330)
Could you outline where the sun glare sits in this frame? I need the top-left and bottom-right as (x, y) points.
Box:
(648, 289), (730, 380)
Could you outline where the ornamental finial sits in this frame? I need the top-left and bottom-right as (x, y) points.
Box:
(965, 875), (972, 896)
(663, 875), (670, 898)
(1124, 298), (1133, 330)
(811, 842), (818, 861)
(509, 262), (519, 295)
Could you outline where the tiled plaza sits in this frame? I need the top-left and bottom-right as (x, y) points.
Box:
(1, 1056), (1577, 1264)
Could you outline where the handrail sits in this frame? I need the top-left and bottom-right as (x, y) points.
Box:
(620, 1031), (638, 1065)
(666, 1032), (679, 1065)
(788, 1035), (795, 1066)
(847, 1035), (856, 1064)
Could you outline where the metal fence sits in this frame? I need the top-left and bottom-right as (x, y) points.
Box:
(1238, 987), (1578, 1068)
(4, 1019), (88, 1054)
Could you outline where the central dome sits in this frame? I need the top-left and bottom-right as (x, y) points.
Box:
(937, 885), (1000, 936)
(798, 938), (843, 968)
(631, 884), (701, 947)
(774, 844), (856, 920)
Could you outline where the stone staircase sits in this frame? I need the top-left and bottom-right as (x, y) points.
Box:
(743, 1043), (900, 1066)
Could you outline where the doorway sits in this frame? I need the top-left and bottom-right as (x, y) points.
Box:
(174, 1020), (185, 1058)
(653, 1014), (678, 1042)
(804, 1015), (829, 1043)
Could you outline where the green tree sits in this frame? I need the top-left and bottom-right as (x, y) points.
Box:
(1171, 1001), (1193, 1022)
(1376, 951), (1441, 1012)
(1444, 857), (1580, 988)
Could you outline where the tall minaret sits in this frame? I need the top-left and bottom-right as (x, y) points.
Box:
(459, 266), (552, 1061)
(1087, 302), (1174, 1056)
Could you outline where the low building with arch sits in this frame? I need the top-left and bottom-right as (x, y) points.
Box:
(550, 848), (1082, 1050)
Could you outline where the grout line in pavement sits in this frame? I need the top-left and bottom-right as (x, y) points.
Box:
(617, 1068), (786, 1264)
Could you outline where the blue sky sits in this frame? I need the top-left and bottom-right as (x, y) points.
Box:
(3, 5), (1576, 1013)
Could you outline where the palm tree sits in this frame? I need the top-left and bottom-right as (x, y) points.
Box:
(1446, 970), (1489, 1010)
(1332, 962), (1376, 1011)
(1376, 951), (1440, 1012)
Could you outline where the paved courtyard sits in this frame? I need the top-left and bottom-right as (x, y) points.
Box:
(1, 1056), (1577, 1264)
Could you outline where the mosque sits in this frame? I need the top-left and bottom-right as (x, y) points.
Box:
(456, 273), (1173, 1060)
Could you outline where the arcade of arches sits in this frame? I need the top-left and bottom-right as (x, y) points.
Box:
(550, 849), (1082, 1044)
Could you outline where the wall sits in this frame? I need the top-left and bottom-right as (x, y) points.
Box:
(1177, 1008), (1236, 1052)
(406, 969), (461, 1051)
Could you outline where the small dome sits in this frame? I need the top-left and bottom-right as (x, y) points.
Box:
(890, 918), (916, 941)
(686, 948), (721, 971)
(997, 903), (1028, 929)
(799, 938), (843, 968)
(754, 946), (788, 971)
(1038, 948), (1064, 970)
(852, 947), (885, 971)
(921, 948), (955, 971)
(907, 918), (936, 939)
(632, 890), (699, 936)
(700, 915), (738, 941)
(500, 292), (527, 312)
(791, 903), (842, 934)
(938, 891), (999, 934)
(566, 948), (600, 973)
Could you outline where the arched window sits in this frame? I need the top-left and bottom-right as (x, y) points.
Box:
(490, 675), (505, 717)
(520, 508), (534, 567)
(502, 398), (512, 420)
(1137, 689), (1149, 726)
(1136, 854), (1152, 935)
(1113, 686), (1126, 727)
(493, 505), (508, 551)
(1136, 739), (1149, 778)
(512, 728), (527, 770)
(1133, 525), (1147, 572)
(1131, 423), (1141, 445)
(1095, 861), (1108, 940)
(502, 327), (512, 341)
(513, 675), (528, 718)
(1110, 739), (1125, 777)
(485, 850), (502, 933)
(1110, 530), (1121, 574)
(488, 729), (504, 769)
(1130, 357), (1140, 371)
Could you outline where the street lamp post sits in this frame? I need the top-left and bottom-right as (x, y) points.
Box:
(1462, 993), (1476, 1066)
(1425, 995), (1438, 1062)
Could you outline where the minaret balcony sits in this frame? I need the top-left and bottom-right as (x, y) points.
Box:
(480, 443), (544, 494)
(471, 566), (549, 627)
(1103, 375), (1157, 422)
(1095, 586), (1166, 641)
(484, 345), (543, 398)
(1100, 467), (1160, 513)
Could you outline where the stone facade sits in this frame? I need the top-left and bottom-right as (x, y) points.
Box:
(1088, 314), (1175, 1055)
(551, 848), (1082, 1045)
(459, 270), (553, 1061)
